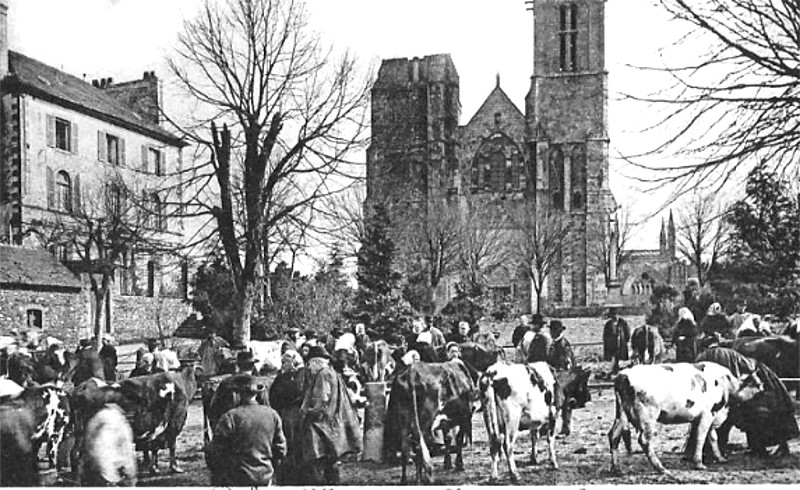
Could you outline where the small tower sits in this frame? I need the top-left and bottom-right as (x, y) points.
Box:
(659, 217), (667, 255)
(667, 210), (676, 259)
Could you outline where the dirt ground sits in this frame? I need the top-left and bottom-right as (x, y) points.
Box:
(43, 315), (800, 486)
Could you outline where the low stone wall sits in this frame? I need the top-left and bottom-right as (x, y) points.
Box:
(111, 295), (193, 344)
(0, 287), (90, 344)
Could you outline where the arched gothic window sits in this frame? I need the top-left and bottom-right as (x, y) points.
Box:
(56, 171), (71, 212)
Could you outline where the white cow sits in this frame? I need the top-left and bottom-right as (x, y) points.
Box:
(80, 404), (137, 486)
(608, 362), (763, 475)
(479, 362), (559, 482)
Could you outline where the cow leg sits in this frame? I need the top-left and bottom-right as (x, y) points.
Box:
(706, 427), (727, 464)
(169, 444), (184, 473)
(638, 421), (668, 474)
(608, 406), (631, 473)
(691, 413), (714, 470)
(443, 430), (452, 469)
(546, 411), (559, 469)
(560, 406), (573, 436)
(454, 427), (465, 471)
(147, 450), (160, 474)
(505, 412), (521, 482)
(488, 432), (501, 482)
(530, 424), (539, 465)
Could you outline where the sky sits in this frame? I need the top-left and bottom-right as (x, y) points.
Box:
(6, 0), (710, 252)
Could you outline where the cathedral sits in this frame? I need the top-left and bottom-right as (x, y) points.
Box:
(366, 0), (676, 312)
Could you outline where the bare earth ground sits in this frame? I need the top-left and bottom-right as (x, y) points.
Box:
(44, 316), (800, 486)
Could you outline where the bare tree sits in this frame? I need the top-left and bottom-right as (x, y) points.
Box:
(169, 0), (370, 345)
(626, 0), (800, 196)
(458, 198), (511, 292)
(676, 191), (730, 286)
(45, 175), (169, 349)
(317, 183), (365, 259)
(510, 205), (575, 313)
(401, 197), (462, 290)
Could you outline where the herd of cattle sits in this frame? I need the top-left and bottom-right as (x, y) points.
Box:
(0, 324), (797, 486)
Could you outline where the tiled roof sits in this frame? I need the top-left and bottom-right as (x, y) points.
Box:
(0, 245), (82, 290)
(6, 51), (183, 146)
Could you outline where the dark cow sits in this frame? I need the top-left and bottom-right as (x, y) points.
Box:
(480, 362), (560, 482)
(630, 325), (664, 365)
(0, 399), (40, 487)
(70, 363), (199, 475)
(552, 366), (591, 436)
(608, 362), (763, 475)
(434, 342), (503, 379)
(386, 361), (476, 484)
(79, 403), (137, 487)
(723, 335), (799, 396)
(18, 386), (71, 469)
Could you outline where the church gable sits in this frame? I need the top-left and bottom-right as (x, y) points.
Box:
(464, 80), (525, 136)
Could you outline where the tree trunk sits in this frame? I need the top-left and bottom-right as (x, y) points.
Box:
(231, 281), (256, 347)
(92, 286), (107, 351)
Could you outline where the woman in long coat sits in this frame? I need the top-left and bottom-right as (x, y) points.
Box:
(268, 350), (306, 485)
(673, 307), (700, 362)
(299, 346), (362, 485)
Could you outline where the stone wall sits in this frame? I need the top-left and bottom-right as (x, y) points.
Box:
(0, 287), (89, 344)
(110, 294), (192, 344)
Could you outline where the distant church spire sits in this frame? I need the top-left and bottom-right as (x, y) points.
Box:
(659, 218), (666, 254)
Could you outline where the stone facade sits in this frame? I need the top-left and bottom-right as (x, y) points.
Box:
(366, 0), (617, 311)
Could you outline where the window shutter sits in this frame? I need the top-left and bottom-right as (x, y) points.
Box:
(160, 151), (166, 176)
(119, 138), (126, 166)
(71, 122), (79, 155)
(46, 115), (55, 147)
(97, 131), (107, 162)
(73, 174), (81, 214)
(46, 167), (55, 209)
(141, 145), (149, 172)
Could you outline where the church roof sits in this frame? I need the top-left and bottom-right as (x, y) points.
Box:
(465, 77), (524, 127)
(0, 245), (82, 291)
(5, 51), (184, 147)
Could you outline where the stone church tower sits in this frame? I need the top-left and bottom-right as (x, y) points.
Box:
(366, 0), (616, 311)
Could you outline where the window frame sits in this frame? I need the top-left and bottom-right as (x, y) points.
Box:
(55, 170), (72, 213)
(54, 117), (71, 152)
(558, 4), (579, 72)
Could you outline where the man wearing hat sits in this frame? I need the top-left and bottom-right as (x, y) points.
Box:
(99, 335), (118, 382)
(603, 305), (630, 375)
(547, 320), (574, 371)
(236, 351), (259, 375)
(299, 345), (362, 485)
(727, 298), (751, 332)
(206, 374), (287, 486)
(523, 313), (552, 363)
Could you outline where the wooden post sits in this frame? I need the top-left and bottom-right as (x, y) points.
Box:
(362, 381), (388, 462)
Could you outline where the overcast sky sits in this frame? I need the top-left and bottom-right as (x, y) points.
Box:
(7, 0), (701, 251)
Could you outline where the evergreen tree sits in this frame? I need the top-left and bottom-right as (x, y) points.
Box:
(726, 166), (800, 287)
(350, 203), (413, 339)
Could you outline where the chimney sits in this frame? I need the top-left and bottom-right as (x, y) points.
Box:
(0, 0), (8, 79)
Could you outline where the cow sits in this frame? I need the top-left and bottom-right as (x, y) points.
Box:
(630, 325), (664, 365)
(552, 366), (592, 436)
(79, 403), (137, 487)
(18, 385), (71, 469)
(246, 340), (293, 374)
(361, 339), (395, 383)
(0, 399), (40, 487)
(70, 363), (200, 475)
(434, 341), (503, 380)
(479, 362), (559, 482)
(723, 335), (799, 397)
(608, 362), (764, 475)
(386, 360), (476, 484)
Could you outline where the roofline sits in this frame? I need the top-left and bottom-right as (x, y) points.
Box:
(3, 76), (188, 148)
(0, 282), (82, 294)
(465, 85), (524, 127)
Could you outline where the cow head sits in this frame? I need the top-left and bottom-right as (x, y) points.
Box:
(557, 366), (591, 409)
(731, 372), (763, 403)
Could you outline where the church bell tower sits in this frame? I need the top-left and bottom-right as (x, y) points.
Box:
(525, 0), (616, 306)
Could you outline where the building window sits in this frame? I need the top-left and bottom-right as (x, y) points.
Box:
(98, 131), (126, 165)
(549, 146), (564, 210)
(47, 115), (78, 153)
(56, 171), (72, 212)
(151, 193), (166, 231)
(26, 309), (43, 329)
(47, 168), (79, 212)
(572, 191), (584, 209)
(142, 146), (164, 175)
(559, 4), (578, 71)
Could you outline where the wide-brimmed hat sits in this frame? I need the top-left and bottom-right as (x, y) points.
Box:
(549, 320), (566, 335)
(236, 351), (258, 366)
(307, 345), (330, 360)
(605, 304), (623, 317)
(531, 313), (546, 326)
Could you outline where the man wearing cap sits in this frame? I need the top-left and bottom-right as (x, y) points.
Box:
(206, 375), (287, 486)
(547, 320), (574, 370)
(445, 341), (461, 361)
(300, 345), (362, 485)
(727, 298), (751, 332)
(603, 305), (630, 375)
(448, 321), (472, 344)
(99, 335), (118, 382)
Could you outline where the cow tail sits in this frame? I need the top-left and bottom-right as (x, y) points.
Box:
(480, 376), (500, 451)
(410, 374), (431, 470)
(613, 374), (632, 422)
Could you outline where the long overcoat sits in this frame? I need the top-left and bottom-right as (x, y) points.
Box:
(602, 317), (630, 361)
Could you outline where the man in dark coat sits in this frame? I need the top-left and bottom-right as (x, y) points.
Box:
(511, 314), (531, 348)
(447, 321), (472, 344)
(99, 335), (118, 382)
(602, 305), (629, 375)
(526, 313), (551, 363)
(269, 349), (306, 485)
(548, 320), (575, 370)
(300, 345), (362, 485)
(206, 375), (287, 486)
(73, 341), (105, 386)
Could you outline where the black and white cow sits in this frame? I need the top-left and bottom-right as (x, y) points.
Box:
(608, 362), (763, 475)
(479, 362), (559, 482)
(18, 385), (71, 469)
